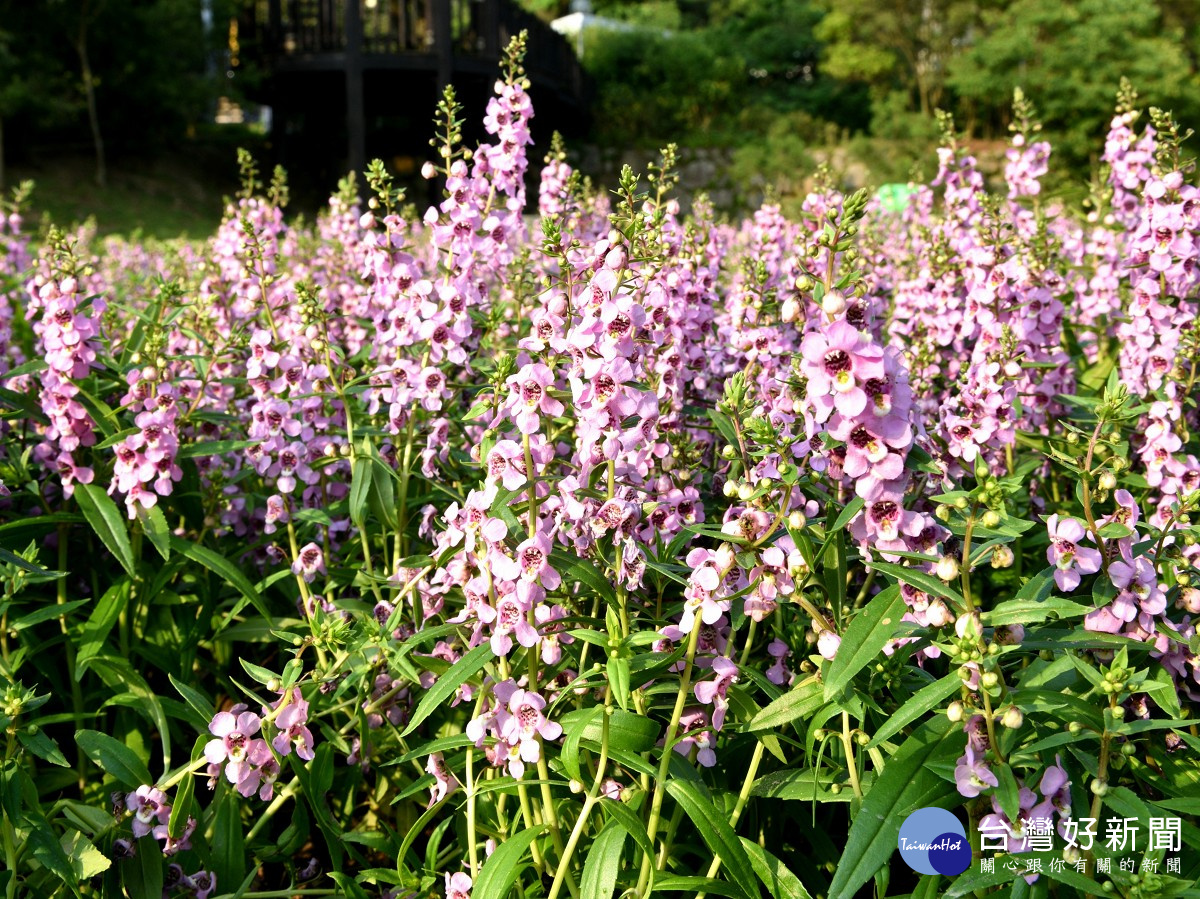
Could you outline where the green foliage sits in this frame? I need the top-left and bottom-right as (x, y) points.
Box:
(948, 0), (1200, 164)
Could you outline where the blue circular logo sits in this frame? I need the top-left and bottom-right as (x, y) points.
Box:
(898, 808), (970, 875)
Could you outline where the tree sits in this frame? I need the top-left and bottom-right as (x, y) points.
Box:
(948, 0), (1198, 163)
(814, 0), (999, 116)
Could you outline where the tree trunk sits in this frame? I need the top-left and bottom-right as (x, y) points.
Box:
(76, 20), (106, 189)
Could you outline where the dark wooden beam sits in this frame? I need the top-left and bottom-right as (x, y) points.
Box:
(432, 0), (452, 92)
(345, 0), (366, 178)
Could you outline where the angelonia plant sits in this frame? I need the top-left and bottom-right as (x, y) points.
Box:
(0, 34), (1197, 898)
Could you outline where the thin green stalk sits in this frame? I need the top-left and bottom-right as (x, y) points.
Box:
(636, 622), (702, 893)
(696, 741), (766, 898)
(3, 816), (18, 899)
(840, 711), (863, 800)
(547, 687), (614, 899)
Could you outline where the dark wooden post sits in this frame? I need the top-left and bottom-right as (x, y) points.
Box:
(268, 0), (282, 47)
(345, 0), (366, 177)
(432, 0), (452, 92)
(480, 0), (499, 57)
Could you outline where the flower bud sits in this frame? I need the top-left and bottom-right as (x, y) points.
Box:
(821, 290), (847, 316)
(781, 297), (800, 323)
(981, 510), (1001, 529)
(981, 671), (999, 689)
(737, 483), (755, 502)
(1098, 471), (1117, 491)
(1090, 777), (1108, 796)
(936, 555), (960, 582)
(947, 700), (965, 723)
(722, 480), (737, 498)
(788, 510), (807, 530)
(1000, 706), (1024, 729)
(990, 545), (1015, 569)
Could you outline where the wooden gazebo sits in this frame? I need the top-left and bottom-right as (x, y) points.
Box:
(238, 0), (588, 186)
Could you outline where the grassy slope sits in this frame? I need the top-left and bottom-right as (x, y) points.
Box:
(9, 155), (228, 240)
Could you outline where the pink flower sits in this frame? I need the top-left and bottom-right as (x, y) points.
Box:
(1045, 515), (1102, 592)
(204, 708), (264, 784)
(427, 752), (460, 807)
(292, 542), (325, 583)
(446, 872), (473, 899)
(125, 785), (170, 838)
(270, 687), (316, 761)
(495, 682), (561, 777)
(505, 363), (563, 434)
(694, 656), (738, 731)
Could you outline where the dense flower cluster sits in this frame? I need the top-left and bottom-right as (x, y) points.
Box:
(2, 55), (1199, 899)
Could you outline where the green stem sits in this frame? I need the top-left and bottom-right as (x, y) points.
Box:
(244, 777), (300, 843)
(547, 688), (614, 899)
(696, 742), (766, 898)
(840, 711), (863, 800)
(3, 816), (18, 899)
(637, 622), (702, 893)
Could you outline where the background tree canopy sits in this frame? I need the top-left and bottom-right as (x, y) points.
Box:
(3, 0), (1200, 209)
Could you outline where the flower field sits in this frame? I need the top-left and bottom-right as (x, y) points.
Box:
(2, 37), (1200, 899)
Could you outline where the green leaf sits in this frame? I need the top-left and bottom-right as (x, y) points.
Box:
(868, 673), (961, 748)
(560, 707), (660, 754)
(986, 569), (1087, 625)
(75, 482), (137, 577)
(831, 495), (866, 532)
(824, 584), (905, 700)
(349, 454), (372, 528)
(666, 780), (757, 898)
(750, 768), (875, 802)
(741, 839), (813, 899)
(472, 824), (546, 898)
(210, 788), (246, 893)
(75, 730), (153, 788)
(143, 505), (171, 560)
(608, 655), (631, 711)
(746, 676), (824, 732)
(28, 825), (80, 895)
(601, 797), (656, 890)
(62, 830), (111, 880)
(168, 770), (196, 840)
(581, 819), (627, 899)
(826, 717), (964, 899)
(0, 546), (65, 579)
(652, 877), (744, 897)
(869, 560), (963, 606)
(18, 728), (70, 767)
(170, 535), (272, 621)
(10, 598), (87, 630)
(177, 438), (261, 458)
(170, 674), (216, 726)
(75, 580), (130, 678)
(559, 707), (600, 782)
(402, 642), (492, 736)
(90, 656), (173, 774)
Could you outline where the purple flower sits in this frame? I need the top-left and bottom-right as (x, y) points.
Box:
(445, 872), (473, 899)
(426, 752), (459, 807)
(204, 708), (263, 784)
(953, 745), (998, 798)
(495, 682), (561, 778)
(292, 542), (325, 583)
(694, 657), (738, 731)
(125, 785), (170, 838)
(270, 687), (316, 761)
(1045, 515), (1102, 592)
